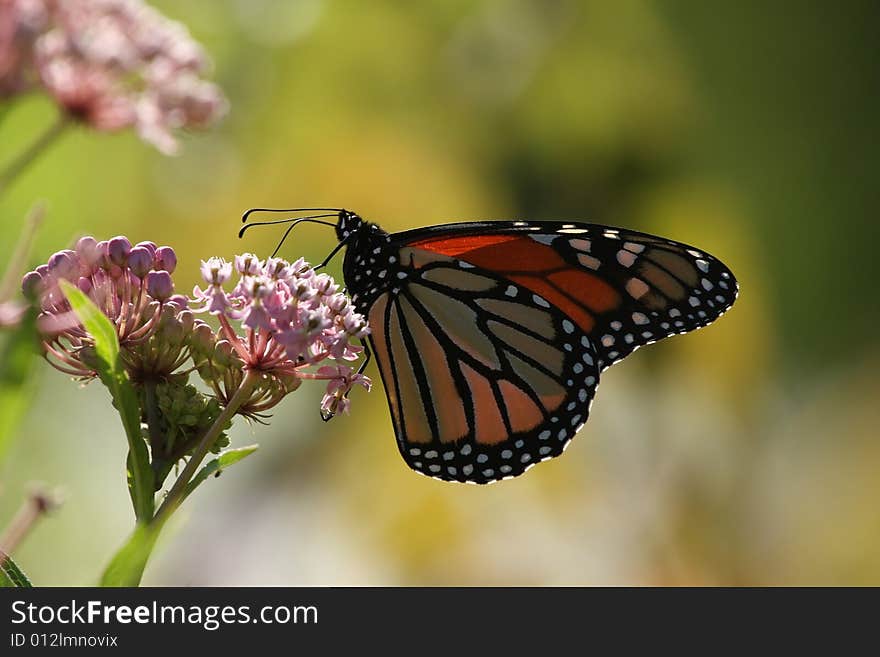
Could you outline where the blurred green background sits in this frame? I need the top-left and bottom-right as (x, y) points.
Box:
(2, 0), (878, 585)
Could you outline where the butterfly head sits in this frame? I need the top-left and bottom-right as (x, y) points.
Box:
(335, 210), (365, 243)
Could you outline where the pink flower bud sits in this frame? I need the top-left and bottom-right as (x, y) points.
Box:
(135, 241), (158, 258)
(146, 270), (174, 301)
(128, 246), (153, 278)
(155, 246), (177, 273)
(47, 250), (79, 281)
(96, 241), (112, 270)
(75, 236), (101, 270)
(21, 271), (44, 298)
(107, 236), (132, 266)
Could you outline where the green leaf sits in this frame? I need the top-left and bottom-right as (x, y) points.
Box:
(0, 304), (39, 465)
(59, 281), (154, 522)
(183, 444), (259, 502)
(0, 552), (33, 587)
(99, 523), (159, 587)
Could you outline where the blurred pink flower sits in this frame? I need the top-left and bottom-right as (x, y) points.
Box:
(2, 0), (227, 153)
(0, 299), (26, 327)
(0, 0), (47, 96)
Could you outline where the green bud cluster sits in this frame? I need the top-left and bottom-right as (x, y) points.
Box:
(154, 381), (230, 454)
(123, 302), (194, 383)
(143, 379), (233, 487)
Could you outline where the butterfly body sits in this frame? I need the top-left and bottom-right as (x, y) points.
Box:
(334, 211), (738, 484)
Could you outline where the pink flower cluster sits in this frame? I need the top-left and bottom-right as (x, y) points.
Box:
(23, 235), (185, 376)
(0, 0), (227, 153)
(192, 254), (371, 417)
(24, 237), (372, 420)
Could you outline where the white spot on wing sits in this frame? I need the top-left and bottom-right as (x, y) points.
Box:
(617, 249), (637, 267)
(533, 294), (550, 307)
(577, 253), (601, 270)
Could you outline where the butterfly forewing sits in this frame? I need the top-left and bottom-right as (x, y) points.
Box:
(405, 221), (739, 369)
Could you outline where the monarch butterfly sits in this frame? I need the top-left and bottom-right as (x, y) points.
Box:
(241, 208), (739, 484)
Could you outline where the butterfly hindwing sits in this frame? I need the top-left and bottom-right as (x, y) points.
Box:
(364, 247), (600, 484)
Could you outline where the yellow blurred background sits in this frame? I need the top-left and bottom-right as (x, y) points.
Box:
(1, 0), (878, 585)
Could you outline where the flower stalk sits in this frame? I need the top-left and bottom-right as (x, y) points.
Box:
(0, 486), (61, 559)
(0, 114), (69, 196)
(153, 368), (261, 526)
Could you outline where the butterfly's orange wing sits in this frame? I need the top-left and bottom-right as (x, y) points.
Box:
(347, 220), (738, 483)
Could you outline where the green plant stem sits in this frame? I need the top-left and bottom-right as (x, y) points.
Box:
(59, 281), (154, 522)
(101, 372), (258, 586)
(0, 202), (46, 302)
(152, 369), (259, 527)
(0, 113), (70, 196)
(143, 382), (169, 489)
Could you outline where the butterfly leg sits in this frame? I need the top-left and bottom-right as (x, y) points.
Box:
(355, 338), (371, 377)
(320, 340), (372, 423)
(313, 240), (347, 271)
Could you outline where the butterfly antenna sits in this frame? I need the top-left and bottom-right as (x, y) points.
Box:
(241, 207), (344, 223)
(269, 215), (338, 258)
(238, 213), (339, 257)
(238, 214), (338, 237)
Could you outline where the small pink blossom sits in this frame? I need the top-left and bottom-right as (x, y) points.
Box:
(318, 365), (372, 419)
(234, 253), (261, 276)
(199, 257), (232, 285)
